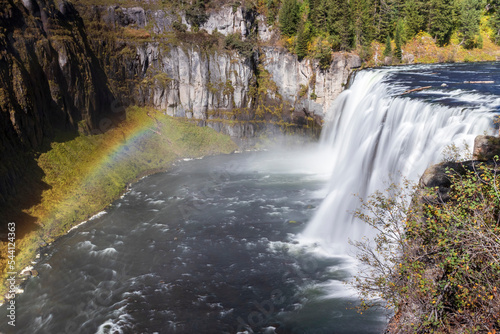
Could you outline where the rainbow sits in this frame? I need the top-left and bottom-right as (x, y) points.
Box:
(39, 109), (170, 233)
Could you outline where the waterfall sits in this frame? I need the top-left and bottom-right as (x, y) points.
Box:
(300, 69), (495, 253)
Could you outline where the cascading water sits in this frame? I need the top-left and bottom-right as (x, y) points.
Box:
(300, 68), (495, 252)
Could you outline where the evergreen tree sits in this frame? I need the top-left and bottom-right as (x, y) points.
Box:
(327, 0), (355, 50)
(279, 0), (300, 36)
(404, 0), (425, 38)
(477, 32), (483, 48)
(296, 21), (311, 60)
(429, 0), (454, 46)
(373, 0), (399, 41)
(352, 0), (375, 48)
(185, 0), (209, 29)
(458, 0), (483, 49)
(489, 0), (500, 44)
(394, 21), (403, 60)
(383, 34), (392, 57)
(265, 0), (281, 24)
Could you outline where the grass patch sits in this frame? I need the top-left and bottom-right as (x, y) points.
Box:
(123, 27), (151, 40)
(0, 106), (237, 301)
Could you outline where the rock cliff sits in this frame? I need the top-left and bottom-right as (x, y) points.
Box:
(0, 0), (115, 208)
(0, 0), (360, 207)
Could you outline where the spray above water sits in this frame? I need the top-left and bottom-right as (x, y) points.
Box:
(300, 69), (495, 253)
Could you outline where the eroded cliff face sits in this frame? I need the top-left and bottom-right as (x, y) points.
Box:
(76, 2), (360, 135)
(0, 0), (115, 206)
(0, 0), (360, 206)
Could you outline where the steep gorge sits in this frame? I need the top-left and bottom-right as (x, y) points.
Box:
(0, 0), (360, 217)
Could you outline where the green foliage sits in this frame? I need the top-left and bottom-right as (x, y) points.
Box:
(224, 33), (255, 58)
(295, 21), (311, 60)
(490, 1), (500, 45)
(232, 1), (241, 13)
(185, 0), (209, 29)
(429, 0), (455, 46)
(372, 0), (400, 41)
(383, 35), (392, 57)
(265, 0), (282, 24)
(404, 0), (426, 38)
(352, 159), (500, 332)
(172, 20), (188, 33)
(279, 0), (300, 36)
(311, 36), (333, 70)
(351, 0), (375, 48)
(314, 0), (354, 50)
(394, 20), (403, 60)
(458, 0), (483, 49)
(477, 32), (483, 48)
(261, 0), (494, 58)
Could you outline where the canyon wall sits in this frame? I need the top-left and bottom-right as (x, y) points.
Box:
(0, 0), (360, 206)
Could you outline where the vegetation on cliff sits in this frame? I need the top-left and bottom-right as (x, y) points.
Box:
(352, 151), (500, 332)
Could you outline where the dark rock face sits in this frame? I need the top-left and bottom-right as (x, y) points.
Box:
(0, 0), (114, 205)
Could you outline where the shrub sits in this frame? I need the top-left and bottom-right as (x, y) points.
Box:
(185, 0), (208, 29)
(224, 33), (254, 58)
(352, 159), (500, 332)
(172, 20), (187, 33)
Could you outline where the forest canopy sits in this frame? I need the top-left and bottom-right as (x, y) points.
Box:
(256, 0), (500, 59)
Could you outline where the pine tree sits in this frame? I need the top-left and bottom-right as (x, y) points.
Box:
(394, 21), (403, 60)
(458, 0), (482, 49)
(296, 21), (311, 60)
(477, 33), (483, 48)
(352, 0), (375, 48)
(326, 0), (354, 50)
(383, 34), (392, 57)
(265, 0), (281, 24)
(490, 0), (500, 44)
(404, 0), (425, 38)
(373, 0), (399, 41)
(279, 0), (300, 36)
(429, 0), (454, 46)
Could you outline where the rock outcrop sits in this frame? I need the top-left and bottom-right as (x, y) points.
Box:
(472, 135), (500, 161)
(419, 135), (500, 201)
(0, 0), (115, 206)
(0, 0), (361, 207)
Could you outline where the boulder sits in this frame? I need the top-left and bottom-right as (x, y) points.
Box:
(419, 161), (466, 203)
(473, 135), (500, 161)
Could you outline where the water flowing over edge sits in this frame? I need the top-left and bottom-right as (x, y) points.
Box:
(299, 68), (496, 254)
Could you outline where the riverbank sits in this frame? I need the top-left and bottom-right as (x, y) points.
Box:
(0, 106), (238, 303)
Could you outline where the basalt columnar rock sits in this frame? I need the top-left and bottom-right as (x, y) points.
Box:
(74, 2), (360, 129)
(0, 0), (361, 206)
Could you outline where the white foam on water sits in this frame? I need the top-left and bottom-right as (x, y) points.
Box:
(67, 210), (107, 233)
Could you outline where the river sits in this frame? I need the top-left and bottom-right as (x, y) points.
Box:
(1, 62), (499, 334)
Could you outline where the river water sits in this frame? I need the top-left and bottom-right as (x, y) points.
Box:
(2, 62), (500, 334)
